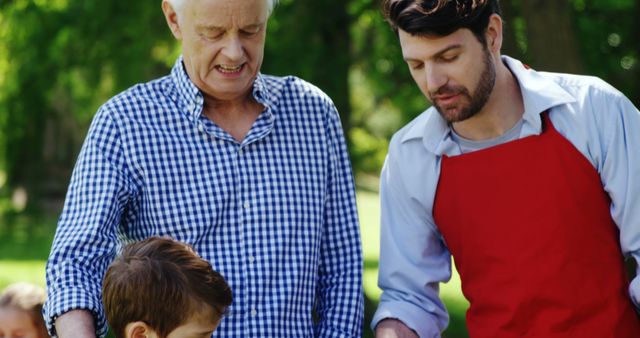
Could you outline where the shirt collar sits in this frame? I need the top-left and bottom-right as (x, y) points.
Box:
(170, 56), (201, 119)
(252, 73), (269, 104)
(503, 55), (576, 133)
(170, 55), (274, 120)
(400, 55), (576, 154)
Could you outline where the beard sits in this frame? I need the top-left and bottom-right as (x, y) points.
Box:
(431, 49), (496, 123)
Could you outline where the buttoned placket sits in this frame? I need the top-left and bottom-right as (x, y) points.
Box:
(233, 142), (259, 331)
(192, 92), (272, 332)
(234, 111), (273, 333)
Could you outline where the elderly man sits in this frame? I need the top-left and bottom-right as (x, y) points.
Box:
(44, 0), (363, 337)
(373, 0), (640, 337)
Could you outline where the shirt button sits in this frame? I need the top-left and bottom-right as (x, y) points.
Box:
(250, 308), (257, 317)
(238, 148), (243, 155)
(249, 256), (255, 263)
(243, 201), (250, 209)
(197, 124), (204, 133)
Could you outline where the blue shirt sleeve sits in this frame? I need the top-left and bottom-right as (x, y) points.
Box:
(315, 102), (364, 337)
(596, 91), (640, 309)
(372, 136), (451, 337)
(44, 107), (134, 338)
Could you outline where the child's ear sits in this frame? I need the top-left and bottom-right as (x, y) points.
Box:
(124, 321), (157, 338)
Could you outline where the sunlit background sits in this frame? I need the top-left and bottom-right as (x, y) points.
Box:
(1, 0), (638, 337)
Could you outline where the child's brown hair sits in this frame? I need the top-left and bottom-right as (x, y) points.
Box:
(102, 236), (232, 338)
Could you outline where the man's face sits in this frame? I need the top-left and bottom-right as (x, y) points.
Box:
(165, 0), (269, 102)
(399, 28), (496, 123)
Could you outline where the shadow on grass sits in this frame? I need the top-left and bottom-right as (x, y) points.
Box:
(442, 300), (469, 338)
(364, 258), (379, 270)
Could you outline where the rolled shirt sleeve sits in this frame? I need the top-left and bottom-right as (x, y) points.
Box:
(44, 107), (133, 338)
(315, 102), (364, 337)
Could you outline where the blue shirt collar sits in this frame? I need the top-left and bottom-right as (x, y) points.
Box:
(170, 55), (274, 120)
(401, 55), (576, 154)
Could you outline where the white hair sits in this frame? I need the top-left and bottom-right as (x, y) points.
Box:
(167, 0), (279, 18)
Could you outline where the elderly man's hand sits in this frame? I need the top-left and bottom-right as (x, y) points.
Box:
(375, 319), (420, 338)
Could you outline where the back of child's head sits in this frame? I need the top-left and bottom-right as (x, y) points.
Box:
(102, 236), (232, 338)
(0, 282), (48, 338)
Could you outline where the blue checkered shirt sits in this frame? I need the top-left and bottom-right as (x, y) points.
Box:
(44, 57), (363, 338)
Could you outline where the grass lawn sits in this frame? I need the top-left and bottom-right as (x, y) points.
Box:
(0, 260), (47, 289)
(0, 214), (53, 289)
(0, 189), (470, 337)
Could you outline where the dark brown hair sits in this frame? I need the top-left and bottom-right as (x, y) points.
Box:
(0, 283), (48, 338)
(382, 0), (501, 45)
(102, 237), (232, 338)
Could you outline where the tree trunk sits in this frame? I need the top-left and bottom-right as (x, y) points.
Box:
(499, 0), (525, 60)
(520, 0), (584, 73)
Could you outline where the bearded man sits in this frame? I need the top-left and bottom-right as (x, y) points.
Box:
(373, 1), (640, 337)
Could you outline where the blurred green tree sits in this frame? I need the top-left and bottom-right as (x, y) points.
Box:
(0, 0), (177, 212)
(572, 0), (639, 106)
(264, 0), (352, 130)
(0, 1), (638, 337)
(0, 0), (638, 212)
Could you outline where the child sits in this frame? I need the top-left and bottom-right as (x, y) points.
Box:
(102, 236), (232, 338)
(0, 282), (49, 338)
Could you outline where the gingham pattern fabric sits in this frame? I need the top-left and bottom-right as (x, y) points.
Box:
(44, 56), (363, 338)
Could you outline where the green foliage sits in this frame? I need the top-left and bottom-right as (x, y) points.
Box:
(349, 2), (426, 124)
(347, 0), (426, 173)
(1, 0), (639, 208)
(0, 213), (56, 260)
(0, 0), (177, 211)
(264, 0), (352, 133)
(573, 0), (639, 106)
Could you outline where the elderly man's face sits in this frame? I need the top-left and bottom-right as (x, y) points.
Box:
(164, 0), (269, 103)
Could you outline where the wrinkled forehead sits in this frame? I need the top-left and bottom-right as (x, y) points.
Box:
(191, 0), (269, 30)
(185, 0), (271, 27)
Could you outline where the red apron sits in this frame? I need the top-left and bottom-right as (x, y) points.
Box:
(433, 113), (640, 337)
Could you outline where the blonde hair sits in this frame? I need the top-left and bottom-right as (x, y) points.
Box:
(0, 282), (48, 338)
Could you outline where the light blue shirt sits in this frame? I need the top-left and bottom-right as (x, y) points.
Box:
(372, 56), (640, 337)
